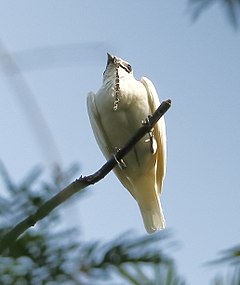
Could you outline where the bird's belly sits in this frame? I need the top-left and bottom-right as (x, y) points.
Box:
(100, 106), (155, 176)
(95, 80), (156, 175)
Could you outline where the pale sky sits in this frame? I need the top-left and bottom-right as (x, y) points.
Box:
(0, 1), (240, 284)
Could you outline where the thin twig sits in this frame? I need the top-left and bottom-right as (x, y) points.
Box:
(118, 265), (141, 285)
(0, 99), (171, 253)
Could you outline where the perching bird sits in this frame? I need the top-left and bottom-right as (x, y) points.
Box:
(87, 53), (167, 233)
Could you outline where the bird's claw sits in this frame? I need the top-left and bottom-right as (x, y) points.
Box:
(142, 115), (155, 154)
(113, 147), (127, 169)
(141, 115), (152, 126)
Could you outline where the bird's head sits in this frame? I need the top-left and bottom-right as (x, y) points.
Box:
(103, 53), (133, 82)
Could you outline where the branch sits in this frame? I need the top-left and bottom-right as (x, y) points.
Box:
(0, 99), (171, 253)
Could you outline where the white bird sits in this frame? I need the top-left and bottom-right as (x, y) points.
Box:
(87, 53), (167, 233)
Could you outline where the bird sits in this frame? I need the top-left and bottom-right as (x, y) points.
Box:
(87, 53), (167, 233)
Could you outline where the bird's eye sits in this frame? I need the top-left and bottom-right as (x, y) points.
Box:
(119, 62), (132, 73)
(127, 64), (132, 73)
(121, 63), (132, 73)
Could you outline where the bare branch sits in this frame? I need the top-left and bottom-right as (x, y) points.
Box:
(0, 99), (171, 253)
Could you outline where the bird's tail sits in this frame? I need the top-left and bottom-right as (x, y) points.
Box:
(133, 178), (165, 234)
(138, 198), (165, 234)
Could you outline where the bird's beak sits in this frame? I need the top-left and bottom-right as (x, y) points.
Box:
(107, 53), (114, 65)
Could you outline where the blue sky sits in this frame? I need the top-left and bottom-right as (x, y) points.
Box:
(0, 1), (240, 284)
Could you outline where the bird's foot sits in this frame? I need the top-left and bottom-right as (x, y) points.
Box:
(113, 147), (127, 169)
(142, 116), (155, 154)
(141, 115), (152, 127)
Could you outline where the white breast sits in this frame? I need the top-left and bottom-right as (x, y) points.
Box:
(95, 75), (155, 176)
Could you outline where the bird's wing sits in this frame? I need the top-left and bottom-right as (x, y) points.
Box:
(140, 77), (167, 193)
(87, 92), (133, 192)
(87, 92), (112, 157)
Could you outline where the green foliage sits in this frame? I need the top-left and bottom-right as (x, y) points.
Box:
(215, 245), (240, 266)
(189, 0), (240, 28)
(211, 269), (240, 285)
(0, 163), (83, 284)
(1, 163), (239, 284)
(78, 231), (187, 285)
(0, 164), (185, 285)
(208, 244), (240, 285)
